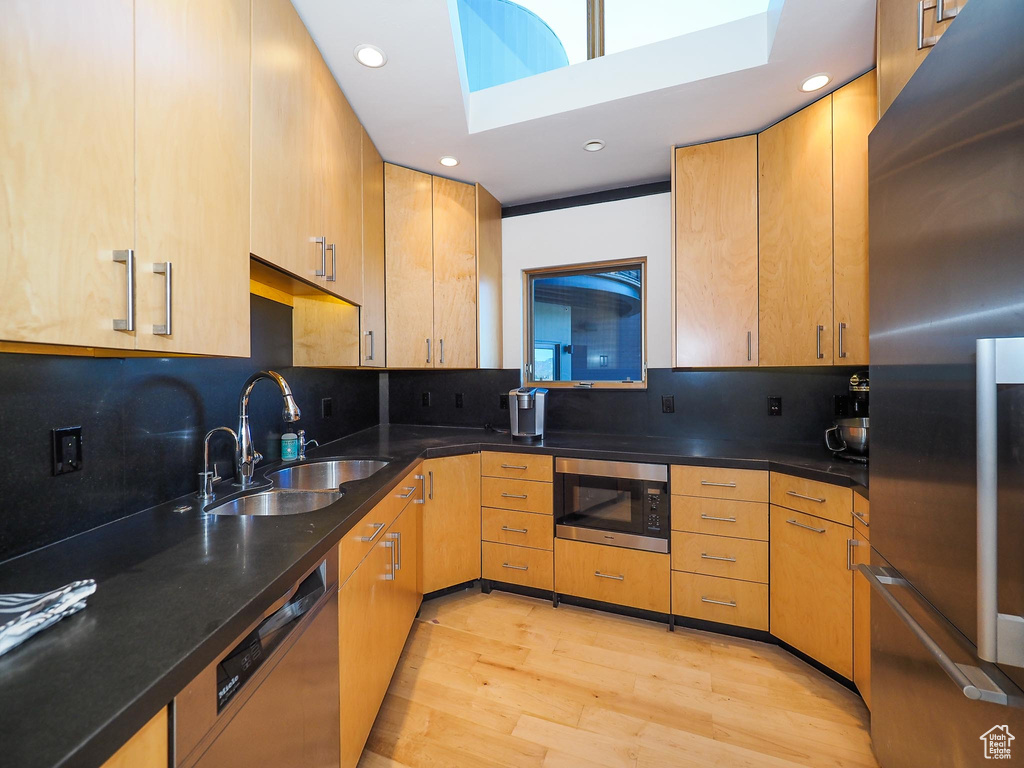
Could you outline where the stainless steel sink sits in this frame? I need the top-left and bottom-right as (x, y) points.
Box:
(269, 459), (389, 491)
(206, 489), (342, 516)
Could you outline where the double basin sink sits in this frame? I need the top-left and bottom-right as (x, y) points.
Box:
(205, 459), (390, 516)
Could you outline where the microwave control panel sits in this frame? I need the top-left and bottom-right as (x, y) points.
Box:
(645, 484), (665, 534)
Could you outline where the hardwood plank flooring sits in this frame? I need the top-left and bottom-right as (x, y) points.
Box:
(359, 589), (877, 768)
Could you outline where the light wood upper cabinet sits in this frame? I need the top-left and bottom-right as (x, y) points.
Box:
(876, 0), (966, 118)
(384, 164), (435, 368)
(770, 505), (854, 679)
(476, 184), (504, 369)
(833, 71), (876, 366)
(421, 454), (481, 594)
(134, 0), (250, 357)
(101, 708), (168, 768)
(758, 95), (835, 366)
(360, 129), (386, 367)
(432, 177), (478, 369)
(1, 0), (136, 351)
(251, 0), (319, 283)
(673, 136), (759, 367)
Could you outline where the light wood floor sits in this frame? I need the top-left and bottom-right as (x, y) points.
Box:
(358, 589), (878, 768)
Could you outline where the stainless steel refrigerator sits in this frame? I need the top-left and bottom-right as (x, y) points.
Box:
(868, 0), (1024, 765)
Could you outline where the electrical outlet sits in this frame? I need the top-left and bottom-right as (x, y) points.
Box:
(499, 393), (509, 410)
(321, 397), (333, 419)
(455, 393), (464, 408)
(51, 426), (83, 475)
(661, 395), (675, 414)
(421, 391), (431, 407)
(768, 397), (782, 416)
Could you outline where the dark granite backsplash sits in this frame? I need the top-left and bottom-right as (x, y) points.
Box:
(0, 296), (379, 561)
(388, 366), (860, 442)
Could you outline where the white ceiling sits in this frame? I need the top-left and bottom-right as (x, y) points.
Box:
(292, 0), (876, 207)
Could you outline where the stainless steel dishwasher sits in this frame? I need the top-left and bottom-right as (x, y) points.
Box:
(174, 548), (339, 767)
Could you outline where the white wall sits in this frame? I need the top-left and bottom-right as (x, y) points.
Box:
(501, 193), (671, 371)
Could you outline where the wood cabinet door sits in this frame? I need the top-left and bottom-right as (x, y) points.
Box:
(770, 506), (854, 678)
(360, 129), (386, 367)
(432, 176), (478, 368)
(134, 0), (250, 356)
(339, 534), (392, 768)
(673, 136), (759, 367)
(317, 57), (363, 305)
(388, 503), (421, 650)
(1, 0), (135, 350)
(384, 164), (434, 368)
(251, 0), (320, 283)
(832, 71), (876, 366)
(101, 708), (168, 768)
(476, 183), (503, 369)
(853, 519), (871, 708)
(758, 96), (834, 366)
(421, 454), (481, 593)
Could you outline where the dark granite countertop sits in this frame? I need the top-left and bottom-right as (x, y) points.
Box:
(0, 424), (867, 768)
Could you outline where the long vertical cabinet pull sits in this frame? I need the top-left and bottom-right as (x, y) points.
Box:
(976, 337), (1024, 668)
(816, 325), (825, 359)
(414, 474), (426, 504)
(112, 249), (136, 332)
(388, 531), (402, 571)
(747, 331), (752, 362)
(363, 330), (374, 361)
(439, 338), (445, 364)
(838, 322), (847, 359)
(428, 470), (434, 501)
(383, 539), (395, 580)
(153, 262), (172, 335)
(315, 236), (326, 277)
(426, 338), (431, 364)
(326, 243), (336, 282)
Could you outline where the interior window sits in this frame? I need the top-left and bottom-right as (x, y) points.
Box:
(524, 260), (646, 388)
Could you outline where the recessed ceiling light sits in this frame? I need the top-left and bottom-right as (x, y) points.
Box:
(354, 44), (387, 68)
(439, 156), (459, 167)
(583, 139), (606, 152)
(799, 73), (831, 92)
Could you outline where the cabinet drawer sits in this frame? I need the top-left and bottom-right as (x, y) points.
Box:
(340, 465), (421, 585)
(481, 507), (553, 550)
(555, 539), (670, 613)
(671, 466), (768, 502)
(671, 532), (768, 583)
(481, 452), (552, 482)
(671, 496), (768, 540)
(481, 477), (552, 515)
(770, 473), (853, 525)
(672, 571), (768, 631)
(482, 542), (553, 590)
(853, 492), (869, 527)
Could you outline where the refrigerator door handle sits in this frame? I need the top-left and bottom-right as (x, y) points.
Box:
(859, 563), (1024, 707)
(976, 337), (1024, 668)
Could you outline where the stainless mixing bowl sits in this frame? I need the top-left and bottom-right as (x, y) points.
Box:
(825, 417), (869, 456)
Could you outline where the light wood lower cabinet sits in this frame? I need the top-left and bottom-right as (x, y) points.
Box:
(672, 135), (759, 367)
(770, 472), (854, 526)
(101, 708), (168, 768)
(481, 508), (553, 551)
(853, 514), (871, 709)
(672, 571), (768, 631)
(670, 466), (768, 503)
(480, 477), (553, 515)
(339, 502), (420, 768)
(671, 496), (769, 541)
(555, 539), (670, 613)
(770, 506), (854, 679)
(421, 454), (481, 594)
(671, 531), (768, 583)
(481, 452), (553, 483)
(482, 541), (553, 590)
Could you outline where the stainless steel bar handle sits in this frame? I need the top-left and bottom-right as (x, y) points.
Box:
(838, 322), (847, 359)
(853, 509), (869, 526)
(315, 236), (326, 277)
(937, 0), (960, 21)
(816, 324), (824, 359)
(428, 471), (433, 501)
(326, 243), (336, 282)
(594, 571), (624, 581)
(918, 0), (941, 49)
(747, 331), (752, 362)
(501, 464), (528, 470)
(152, 262), (172, 335)
(976, 337), (1024, 668)
(502, 563), (528, 571)
(413, 474), (426, 504)
(701, 481), (736, 488)
(359, 522), (386, 542)
(501, 493), (527, 499)
(847, 539), (860, 571)
(701, 597), (736, 608)
(501, 526), (528, 534)
(396, 485), (417, 499)
(364, 330), (375, 361)
(383, 539), (395, 580)
(426, 338), (431, 364)
(786, 518), (826, 534)
(787, 490), (825, 503)
(389, 531), (402, 571)
(700, 514), (737, 522)
(701, 553), (737, 563)
(858, 563), (1023, 706)
(440, 338), (445, 364)
(112, 249), (135, 331)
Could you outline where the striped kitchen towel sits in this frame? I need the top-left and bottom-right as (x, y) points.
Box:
(0, 580), (97, 656)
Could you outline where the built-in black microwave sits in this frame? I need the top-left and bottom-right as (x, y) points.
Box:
(554, 457), (669, 553)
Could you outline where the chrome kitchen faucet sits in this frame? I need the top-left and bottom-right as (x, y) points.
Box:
(235, 371), (301, 488)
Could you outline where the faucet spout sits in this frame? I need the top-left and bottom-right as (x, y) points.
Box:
(235, 370), (301, 487)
